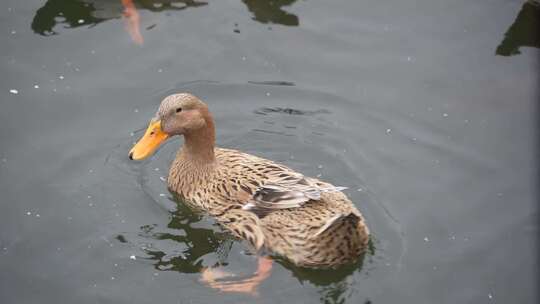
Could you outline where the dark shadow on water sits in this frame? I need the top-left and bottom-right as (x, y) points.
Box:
(31, 0), (105, 35)
(277, 245), (371, 303)
(241, 0), (299, 26)
(496, 0), (540, 56)
(247, 80), (296, 86)
(31, 0), (299, 36)
(31, 0), (208, 36)
(139, 201), (230, 273)
(254, 107), (331, 116)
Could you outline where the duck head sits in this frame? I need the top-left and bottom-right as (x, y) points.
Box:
(129, 93), (215, 161)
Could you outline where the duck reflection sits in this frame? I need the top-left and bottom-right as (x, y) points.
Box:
(140, 201), (230, 274)
(137, 195), (369, 297)
(496, 0), (540, 56)
(280, 255), (368, 303)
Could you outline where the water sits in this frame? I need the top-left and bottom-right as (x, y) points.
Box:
(1, 0), (538, 303)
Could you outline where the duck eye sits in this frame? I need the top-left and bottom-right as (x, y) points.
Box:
(176, 107), (182, 113)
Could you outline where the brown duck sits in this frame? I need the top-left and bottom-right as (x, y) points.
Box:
(129, 93), (370, 294)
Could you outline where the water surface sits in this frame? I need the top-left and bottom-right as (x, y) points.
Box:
(0, 0), (538, 303)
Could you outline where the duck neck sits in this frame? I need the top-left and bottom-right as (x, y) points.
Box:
(181, 113), (216, 164)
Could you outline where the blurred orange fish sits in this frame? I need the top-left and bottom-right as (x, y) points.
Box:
(121, 0), (143, 45)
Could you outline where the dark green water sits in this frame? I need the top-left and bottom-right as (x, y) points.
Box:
(1, 1), (538, 303)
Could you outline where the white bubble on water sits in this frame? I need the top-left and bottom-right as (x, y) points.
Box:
(159, 193), (165, 197)
(488, 293), (493, 299)
(9, 89), (18, 94)
(423, 237), (429, 242)
(130, 255), (136, 260)
(134, 108), (139, 113)
(78, 19), (84, 24)
(386, 128), (391, 134)
(265, 92), (270, 96)
(159, 176), (166, 182)
(442, 113), (448, 117)
(58, 75), (64, 80)
(34, 84), (39, 89)
(158, 68), (163, 73)
(26, 211), (32, 216)
(11, 30), (16, 35)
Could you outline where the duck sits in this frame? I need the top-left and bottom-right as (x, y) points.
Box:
(129, 93), (370, 294)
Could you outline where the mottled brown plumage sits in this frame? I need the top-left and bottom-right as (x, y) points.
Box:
(132, 93), (370, 268)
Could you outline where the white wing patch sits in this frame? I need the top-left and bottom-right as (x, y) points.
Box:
(242, 174), (347, 218)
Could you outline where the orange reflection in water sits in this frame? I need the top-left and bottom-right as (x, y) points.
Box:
(121, 0), (143, 45)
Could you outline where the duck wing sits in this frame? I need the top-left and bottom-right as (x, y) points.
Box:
(242, 173), (347, 218)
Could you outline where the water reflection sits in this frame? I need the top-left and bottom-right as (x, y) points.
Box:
(140, 201), (230, 273)
(496, 0), (540, 56)
(241, 0), (299, 26)
(31, 0), (208, 36)
(31, 0), (106, 35)
(31, 0), (299, 38)
(136, 195), (368, 298)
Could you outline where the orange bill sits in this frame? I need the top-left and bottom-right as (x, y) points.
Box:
(129, 120), (169, 160)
